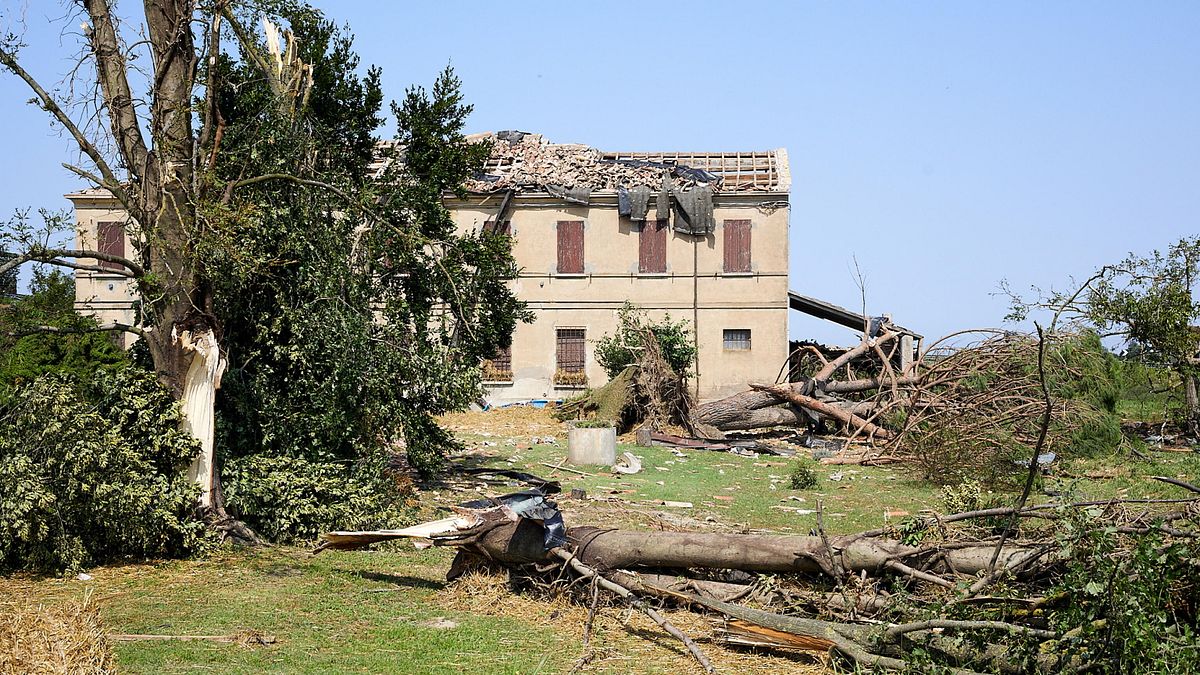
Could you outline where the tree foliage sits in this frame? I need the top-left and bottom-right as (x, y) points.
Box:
(199, 10), (527, 536)
(0, 369), (210, 573)
(594, 303), (696, 378)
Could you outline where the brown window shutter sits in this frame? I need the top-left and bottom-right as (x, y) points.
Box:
(484, 220), (511, 235)
(639, 219), (667, 273)
(557, 221), (584, 274)
(723, 220), (751, 273)
(556, 328), (586, 373)
(96, 222), (125, 271)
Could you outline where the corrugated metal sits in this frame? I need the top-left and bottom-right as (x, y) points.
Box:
(97, 222), (124, 271)
(557, 221), (584, 274)
(556, 328), (586, 372)
(723, 219), (751, 273)
(638, 219), (667, 273)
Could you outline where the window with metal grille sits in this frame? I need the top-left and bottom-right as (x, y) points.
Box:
(557, 221), (584, 274)
(482, 344), (512, 381)
(97, 221), (125, 271)
(722, 219), (751, 273)
(638, 219), (667, 273)
(483, 220), (511, 236)
(556, 328), (586, 373)
(723, 329), (752, 350)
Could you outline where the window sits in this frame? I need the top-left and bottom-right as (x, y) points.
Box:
(97, 221), (125, 271)
(555, 328), (586, 384)
(556, 220), (584, 274)
(723, 329), (752, 350)
(638, 219), (667, 273)
(723, 219), (751, 273)
(483, 220), (511, 236)
(482, 344), (512, 382)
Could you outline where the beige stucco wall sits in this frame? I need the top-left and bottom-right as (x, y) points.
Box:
(66, 194), (139, 341)
(66, 188), (791, 402)
(449, 192), (790, 402)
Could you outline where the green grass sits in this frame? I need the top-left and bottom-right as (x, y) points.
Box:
(6, 409), (1197, 674)
(470, 438), (940, 534)
(5, 547), (588, 675)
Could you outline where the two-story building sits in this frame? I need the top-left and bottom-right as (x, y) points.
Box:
(67, 132), (791, 402)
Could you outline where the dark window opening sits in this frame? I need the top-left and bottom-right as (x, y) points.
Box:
(483, 344), (513, 382)
(638, 219), (668, 273)
(722, 219), (751, 273)
(555, 328), (587, 384)
(557, 221), (584, 274)
(97, 221), (125, 271)
(723, 329), (752, 350)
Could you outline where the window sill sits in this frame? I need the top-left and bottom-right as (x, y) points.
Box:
(482, 380), (514, 386)
(636, 272), (669, 278)
(720, 271), (754, 277)
(553, 273), (587, 278)
(554, 384), (588, 390)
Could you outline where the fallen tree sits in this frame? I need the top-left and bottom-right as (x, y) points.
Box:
(318, 477), (1200, 673)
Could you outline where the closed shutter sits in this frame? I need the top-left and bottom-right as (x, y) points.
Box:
(638, 219), (667, 273)
(723, 219), (751, 273)
(556, 328), (586, 373)
(96, 222), (125, 271)
(557, 221), (584, 274)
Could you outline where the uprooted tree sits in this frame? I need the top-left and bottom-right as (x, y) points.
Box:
(0, 2), (527, 540)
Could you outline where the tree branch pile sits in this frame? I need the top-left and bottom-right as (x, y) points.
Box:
(317, 472), (1200, 673)
(696, 328), (1124, 481)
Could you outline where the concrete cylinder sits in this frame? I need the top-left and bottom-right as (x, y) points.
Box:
(567, 426), (617, 466)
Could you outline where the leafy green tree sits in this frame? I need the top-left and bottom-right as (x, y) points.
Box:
(1006, 236), (1200, 428)
(595, 303), (696, 378)
(0, 268), (126, 390)
(197, 10), (527, 536)
(3, 3), (526, 539)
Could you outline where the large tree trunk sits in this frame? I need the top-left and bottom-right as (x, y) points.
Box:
(461, 522), (1036, 578)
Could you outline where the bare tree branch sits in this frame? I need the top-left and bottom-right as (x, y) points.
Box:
(81, 0), (151, 182)
(0, 247), (145, 279)
(6, 321), (146, 339)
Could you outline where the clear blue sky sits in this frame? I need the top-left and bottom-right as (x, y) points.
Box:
(2, 1), (1197, 344)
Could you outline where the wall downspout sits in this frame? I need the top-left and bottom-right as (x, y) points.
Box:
(693, 233), (700, 400)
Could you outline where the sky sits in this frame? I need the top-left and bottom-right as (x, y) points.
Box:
(1, 1), (1198, 345)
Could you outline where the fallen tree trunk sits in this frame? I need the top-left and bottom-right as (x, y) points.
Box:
(698, 398), (884, 432)
(753, 384), (895, 440)
(460, 522), (1035, 579)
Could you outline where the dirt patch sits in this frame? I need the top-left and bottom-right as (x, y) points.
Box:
(439, 406), (566, 440)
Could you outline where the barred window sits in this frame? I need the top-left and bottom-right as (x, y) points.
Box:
(482, 344), (512, 382)
(556, 328), (586, 373)
(723, 329), (751, 350)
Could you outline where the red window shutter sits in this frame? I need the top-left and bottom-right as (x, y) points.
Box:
(723, 220), (751, 273)
(557, 221), (584, 274)
(639, 219), (667, 273)
(96, 222), (124, 271)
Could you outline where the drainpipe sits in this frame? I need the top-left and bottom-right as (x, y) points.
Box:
(693, 233), (700, 400)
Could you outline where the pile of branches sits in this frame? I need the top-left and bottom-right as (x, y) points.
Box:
(555, 328), (694, 433)
(696, 327), (1123, 479)
(318, 471), (1200, 673)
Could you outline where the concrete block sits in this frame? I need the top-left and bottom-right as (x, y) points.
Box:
(567, 426), (617, 465)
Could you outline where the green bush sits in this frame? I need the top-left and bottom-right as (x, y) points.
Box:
(594, 302), (696, 378)
(221, 453), (415, 543)
(0, 369), (211, 573)
(788, 461), (819, 490)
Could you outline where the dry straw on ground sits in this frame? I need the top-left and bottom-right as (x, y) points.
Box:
(0, 592), (116, 675)
(437, 569), (828, 674)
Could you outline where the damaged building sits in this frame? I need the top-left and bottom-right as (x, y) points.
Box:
(66, 131), (793, 401)
(435, 132), (793, 403)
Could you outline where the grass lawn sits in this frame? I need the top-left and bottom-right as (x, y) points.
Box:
(5, 407), (1197, 673)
